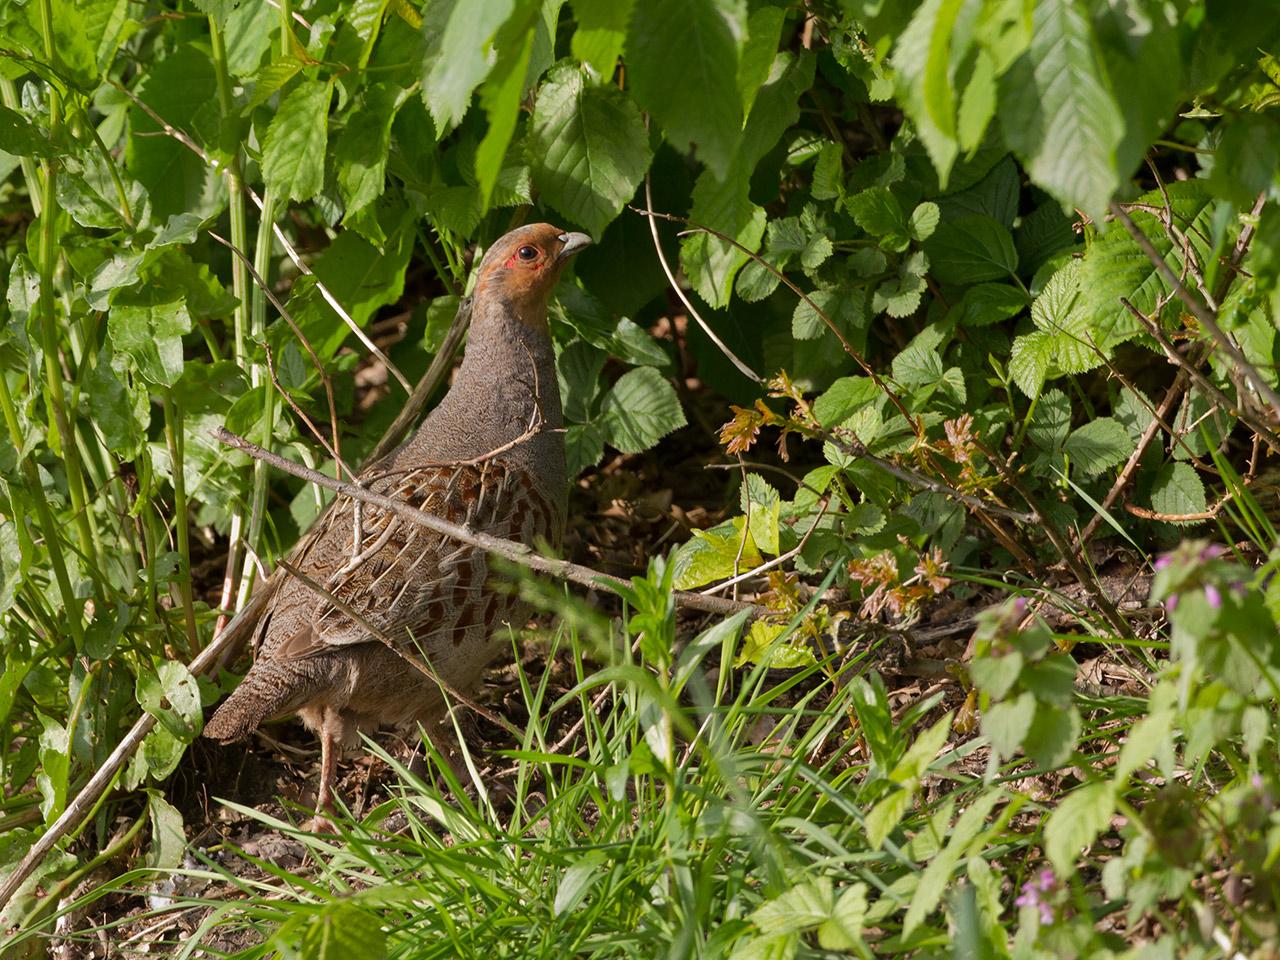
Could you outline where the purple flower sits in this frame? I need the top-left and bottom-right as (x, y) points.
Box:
(1205, 584), (1222, 609)
(1013, 596), (1028, 614)
(1165, 593), (1179, 612)
(1200, 544), (1225, 561)
(1035, 868), (1056, 891)
(1015, 868), (1058, 926)
(1154, 554), (1174, 571)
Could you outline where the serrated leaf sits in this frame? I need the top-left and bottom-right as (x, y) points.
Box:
(999, 0), (1124, 218)
(1045, 781), (1115, 874)
(599, 367), (686, 453)
(530, 64), (652, 236)
(1149, 461), (1206, 522)
(1063, 418), (1129, 476)
(954, 282), (1027, 327)
(908, 201), (940, 241)
(476, 16), (537, 210)
(627, 0), (745, 178)
(336, 82), (405, 216)
(262, 80), (332, 202)
(1079, 181), (1214, 349)
(892, 0), (963, 185)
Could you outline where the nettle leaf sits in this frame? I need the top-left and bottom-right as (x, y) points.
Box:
(598, 367), (686, 453)
(530, 63), (652, 236)
(1063, 418), (1129, 477)
(262, 80), (333, 203)
(419, 0), (516, 132)
(627, 0), (745, 179)
(1149, 462), (1207, 522)
(999, 0), (1124, 218)
(924, 214), (1017, 284)
(1009, 259), (1103, 397)
(953, 283), (1027, 327)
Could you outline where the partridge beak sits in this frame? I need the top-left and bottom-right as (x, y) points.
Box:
(556, 232), (592, 262)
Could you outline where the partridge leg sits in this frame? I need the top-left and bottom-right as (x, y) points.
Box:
(305, 711), (341, 833)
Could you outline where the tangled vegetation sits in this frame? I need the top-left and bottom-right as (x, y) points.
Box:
(3, 0), (1280, 956)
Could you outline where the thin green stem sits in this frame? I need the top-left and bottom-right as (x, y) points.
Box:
(0, 373), (83, 650)
(164, 392), (198, 653)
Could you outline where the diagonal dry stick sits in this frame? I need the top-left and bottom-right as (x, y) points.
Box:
(213, 426), (759, 619)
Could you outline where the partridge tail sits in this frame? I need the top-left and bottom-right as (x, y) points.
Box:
(203, 662), (323, 743)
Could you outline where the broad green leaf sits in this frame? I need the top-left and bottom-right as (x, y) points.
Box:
(598, 367), (686, 453)
(953, 282), (1027, 327)
(296, 900), (388, 960)
(243, 57), (305, 113)
(672, 518), (763, 589)
(1148, 462), (1207, 522)
(892, 0), (964, 185)
(530, 64), (652, 236)
(817, 884), (868, 950)
(476, 21), (536, 209)
(145, 792), (185, 870)
(813, 376), (879, 428)
(1045, 781), (1116, 874)
(982, 690), (1034, 759)
(0, 105), (59, 158)
(126, 43), (222, 221)
(627, 0), (745, 178)
(737, 5), (784, 118)
(1079, 182), (1214, 349)
(569, 0), (634, 76)
(336, 83), (406, 219)
(924, 214), (1017, 284)
(999, 0), (1124, 218)
(108, 300), (192, 387)
(262, 80), (332, 203)
(134, 660), (202, 741)
(1063, 418), (1129, 477)
(419, 0), (516, 131)
(957, 48), (997, 151)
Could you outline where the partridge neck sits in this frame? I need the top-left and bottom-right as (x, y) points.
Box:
(404, 299), (564, 487)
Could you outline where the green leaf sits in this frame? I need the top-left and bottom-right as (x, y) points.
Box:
(672, 518), (763, 589)
(953, 283), (1027, 327)
(924, 215), (1017, 284)
(982, 690), (1035, 759)
(1149, 462), (1206, 522)
(569, 0), (634, 76)
(1079, 181), (1214, 348)
(892, 0), (964, 185)
(262, 80), (333, 203)
(817, 884), (868, 950)
(145, 792), (185, 871)
(999, 0), (1124, 218)
(0, 105), (59, 158)
(627, 0), (745, 178)
(813, 376), (879, 428)
(108, 300), (192, 387)
(296, 900), (388, 960)
(336, 82), (406, 217)
(530, 64), (652, 236)
(598, 367), (686, 453)
(476, 12), (539, 209)
(1063, 418), (1130, 477)
(737, 4), (784, 118)
(419, 0), (517, 131)
(243, 56), (305, 113)
(126, 43), (222, 222)
(957, 48), (997, 151)
(1045, 781), (1116, 875)
(134, 660), (202, 741)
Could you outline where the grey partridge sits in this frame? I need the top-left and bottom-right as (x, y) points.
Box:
(203, 224), (591, 820)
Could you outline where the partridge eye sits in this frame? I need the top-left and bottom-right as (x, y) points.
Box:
(517, 245), (539, 261)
